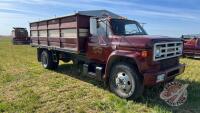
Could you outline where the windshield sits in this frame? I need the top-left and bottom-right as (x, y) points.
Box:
(110, 19), (147, 36)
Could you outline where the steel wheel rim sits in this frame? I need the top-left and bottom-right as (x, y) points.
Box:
(42, 54), (48, 67)
(115, 72), (135, 96)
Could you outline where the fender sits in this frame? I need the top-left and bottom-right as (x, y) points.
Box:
(103, 50), (144, 80)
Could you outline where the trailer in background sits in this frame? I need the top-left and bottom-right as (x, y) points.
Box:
(12, 27), (30, 45)
(182, 34), (200, 58)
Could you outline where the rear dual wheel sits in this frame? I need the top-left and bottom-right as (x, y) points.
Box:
(109, 62), (144, 99)
(41, 50), (59, 69)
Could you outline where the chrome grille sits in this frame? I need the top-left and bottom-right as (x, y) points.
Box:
(153, 42), (183, 61)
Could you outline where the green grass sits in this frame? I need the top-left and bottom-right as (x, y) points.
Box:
(0, 38), (200, 113)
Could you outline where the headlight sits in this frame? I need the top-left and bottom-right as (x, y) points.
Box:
(155, 47), (161, 57)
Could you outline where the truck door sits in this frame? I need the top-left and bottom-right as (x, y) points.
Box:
(87, 19), (112, 63)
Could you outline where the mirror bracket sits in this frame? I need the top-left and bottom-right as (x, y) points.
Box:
(90, 18), (97, 36)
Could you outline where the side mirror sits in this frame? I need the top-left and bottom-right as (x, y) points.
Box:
(90, 18), (97, 36)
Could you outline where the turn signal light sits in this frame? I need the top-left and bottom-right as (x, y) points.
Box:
(141, 51), (148, 58)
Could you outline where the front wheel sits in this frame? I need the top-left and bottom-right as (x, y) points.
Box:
(41, 50), (59, 69)
(109, 62), (144, 99)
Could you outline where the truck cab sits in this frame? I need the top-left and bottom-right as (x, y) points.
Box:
(85, 17), (185, 98)
(12, 27), (30, 44)
(30, 10), (185, 99)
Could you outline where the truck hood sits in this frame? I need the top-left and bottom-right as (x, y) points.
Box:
(117, 35), (182, 49)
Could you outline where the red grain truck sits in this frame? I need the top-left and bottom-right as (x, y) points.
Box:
(30, 10), (185, 99)
(182, 35), (200, 58)
(12, 27), (30, 44)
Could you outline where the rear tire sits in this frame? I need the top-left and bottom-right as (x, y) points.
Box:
(41, 50), (59, 69)
(109, 62), (144, 99)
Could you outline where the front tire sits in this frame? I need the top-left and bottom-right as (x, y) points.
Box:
(109, 62), (144, 99)
(41, 50), (59, 69)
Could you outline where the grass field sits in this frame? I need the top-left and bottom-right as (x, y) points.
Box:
(0, 38), (200, 113)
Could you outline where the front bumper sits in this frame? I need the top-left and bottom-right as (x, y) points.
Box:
(143, 64), (185, 86)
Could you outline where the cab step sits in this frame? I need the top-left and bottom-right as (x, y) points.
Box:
(83, 64), (103, 81)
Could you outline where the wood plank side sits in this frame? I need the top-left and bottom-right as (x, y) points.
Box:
(32, 40), (38, 45)
(48, 37), (60, 42)
(30, 15), (80, 52)
(61, 16), (76, 23)
(31, 37), (38, 44)
(48, 24), (59, 29)
(30, 23), (38, 30)
(31, 35), (39, 45)
(30, 27), (38, 30)
(60, 22), (77, 29)
(48, 19), (59, 29)
(61, 43), (77, 48)
(39, 40), (48, 46)
(49, 42), (60, 47)
(60, 38), (77, 44)
(39, 37), (47, 41)
(60, 15), (78, 51)
(38, 21), (47, 30)
(60, 16), (77, 29)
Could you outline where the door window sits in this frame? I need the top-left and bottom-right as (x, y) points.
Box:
(97, 21), (110, 37)
(97, 21), (107, 37)
(125, 24), (141, 35)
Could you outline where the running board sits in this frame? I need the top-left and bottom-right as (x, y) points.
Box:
(83, 64), (103, 81)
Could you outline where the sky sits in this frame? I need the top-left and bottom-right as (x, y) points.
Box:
(0, 0), (200, 37)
